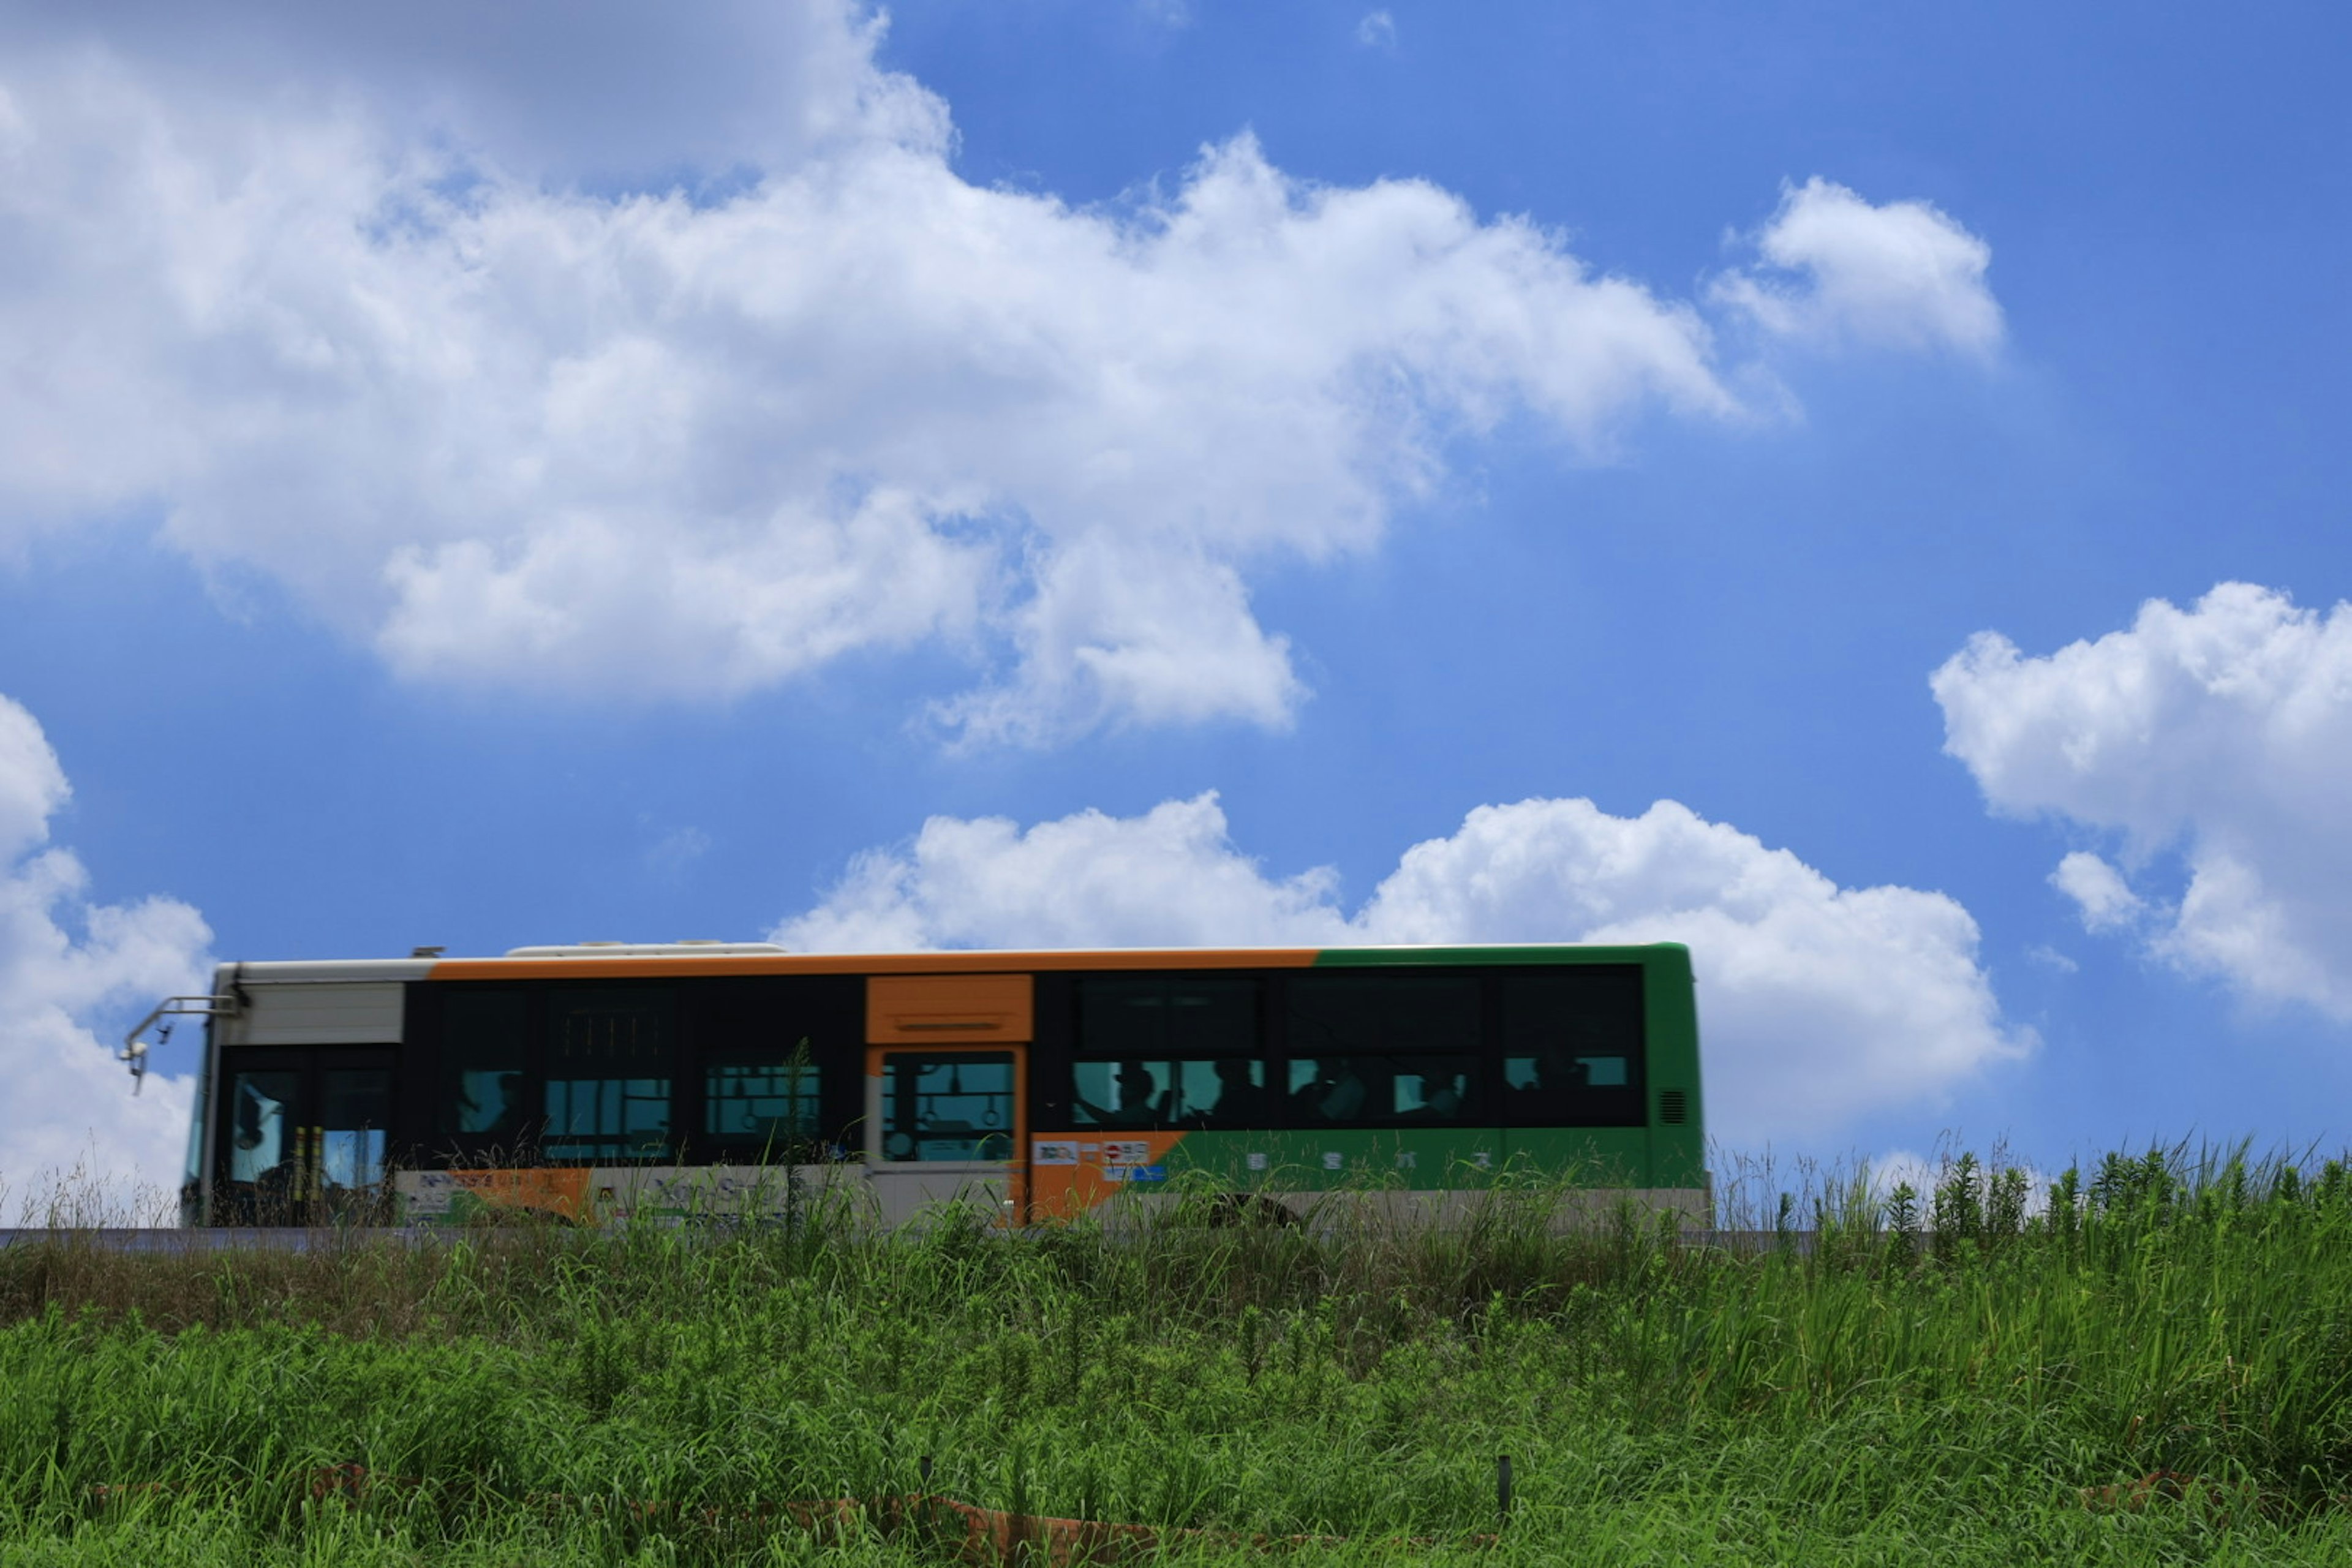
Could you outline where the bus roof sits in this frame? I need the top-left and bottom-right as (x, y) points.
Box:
(216, 943), (1691, 985)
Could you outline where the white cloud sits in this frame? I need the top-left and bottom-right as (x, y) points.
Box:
(1716, 177), (2002, 356)
(0, 695), (212, 1216)
(0, 6), (1992, 742)
(1357, 12), (1399, 49)
(2026, 944), (2079, 974)
(778, 795), (1354, 954)
(1936, 582), (2352, 1017)
(0, 698), (67, 860)
(775, 792), (2023, 1139)
(2051, 850), (2143, 933)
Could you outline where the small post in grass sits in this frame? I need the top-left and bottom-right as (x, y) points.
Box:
(1497, 1454), (1513, 1529)
(921, 1455), (933, 1492)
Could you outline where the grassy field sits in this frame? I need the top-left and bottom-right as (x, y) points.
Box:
(4, 1149), (2352, 1565)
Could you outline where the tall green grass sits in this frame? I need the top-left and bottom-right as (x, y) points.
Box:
(6, 1146), (2352, 1564)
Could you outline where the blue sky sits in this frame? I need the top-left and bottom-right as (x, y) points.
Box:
(4, 1), (2351, 1199)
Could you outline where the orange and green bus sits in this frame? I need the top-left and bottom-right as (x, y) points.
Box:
(141, 941), (1707, 1227)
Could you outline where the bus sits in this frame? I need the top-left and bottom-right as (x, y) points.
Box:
(131, 941), (1708, 1227)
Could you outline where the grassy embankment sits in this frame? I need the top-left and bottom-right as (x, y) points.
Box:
(4, 1149), (2352, 1565)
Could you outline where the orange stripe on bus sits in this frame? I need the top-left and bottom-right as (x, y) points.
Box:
(427, 949), (1325, 981)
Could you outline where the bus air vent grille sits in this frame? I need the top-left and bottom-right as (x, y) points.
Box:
(1659, 1090), (1688, 1125)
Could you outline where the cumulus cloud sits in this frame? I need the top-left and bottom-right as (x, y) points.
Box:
(775, 792), (2023, 1139)
(1716, 177), (2002, 356)
(1356, 12), (1399, 50)
(1936, 582), (2352, 1017)
(0, 695), (212, 1215)
(2051, 851), (2143, 933)
(0, 5), (1992, 742)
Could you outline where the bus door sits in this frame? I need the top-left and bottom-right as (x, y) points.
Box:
(217, 1048), (396, 1224)
(863, 974), (1031, 1226)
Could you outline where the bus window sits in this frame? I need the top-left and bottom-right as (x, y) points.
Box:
(228, 1069), (297, 1184)
(1286, 1057), (1472, 1126)
(1072, 1058), (1168, 1126)
(1503, 1054), (1632, 1088)
(1182, 1058), (1268, 1125)
(1499, 971), (1645, 1128)
(1285, 974), (1480, 1056)
(688, 976), (860, 1161)
(1393, 1061), (1472, 1118)
(319, 1068), (391, 1193)
(1072, 1058), (1270, 1128)
(438, 990), (531, 1139)
(545, 989), (674, 1161)
(881, 1053), (1014, 1162)
(184, 1065), (209, 1191)
(706, 1058), (821, 1147)
(1077, 977), (1259, 1056)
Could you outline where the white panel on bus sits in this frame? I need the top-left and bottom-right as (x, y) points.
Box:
(236, 982), (405, 1046)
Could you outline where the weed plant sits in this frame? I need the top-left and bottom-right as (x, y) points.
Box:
(4, 1146), (2352, 1564)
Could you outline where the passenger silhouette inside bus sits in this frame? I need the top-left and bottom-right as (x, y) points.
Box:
(1199, 1057), (1265, 1124)
(1289, 1060), (1368, 1123)
(1074, 1060), (1169, 1126)
(1506, 1051), (1626, 1095)
(1403, 1066), (1467, 1121)
(1535, 1054), (1585, 1090)
(459, 1072), (531, 1142)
